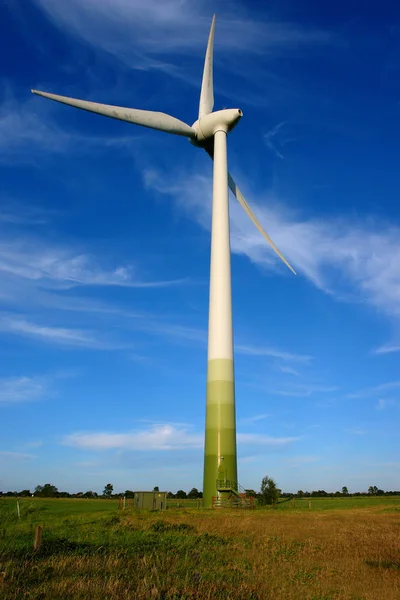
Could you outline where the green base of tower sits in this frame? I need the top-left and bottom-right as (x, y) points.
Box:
(203, 359), (237, 509)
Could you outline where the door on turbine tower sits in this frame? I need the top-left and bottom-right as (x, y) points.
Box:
(217, 457), (227, 488)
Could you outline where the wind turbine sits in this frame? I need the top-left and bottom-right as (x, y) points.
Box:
(32, 15), (296, 508)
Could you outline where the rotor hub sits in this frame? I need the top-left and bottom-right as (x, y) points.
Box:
(191, 108), (242, 147)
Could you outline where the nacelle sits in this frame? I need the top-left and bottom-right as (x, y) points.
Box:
(191, 109), (242, 146)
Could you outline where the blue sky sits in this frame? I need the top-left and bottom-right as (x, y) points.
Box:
(1, 0), (400, 494)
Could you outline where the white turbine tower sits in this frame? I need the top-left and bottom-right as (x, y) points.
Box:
(32, 15), (296, 508)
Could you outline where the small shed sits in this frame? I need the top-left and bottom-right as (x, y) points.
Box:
(134, 491), (167, 510)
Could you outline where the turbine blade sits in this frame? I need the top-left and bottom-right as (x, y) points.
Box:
(204, 145), (295, 274)
(198, 15), (216, 119)
(31, 90), (196, 138)
(227, 173), (296, 274)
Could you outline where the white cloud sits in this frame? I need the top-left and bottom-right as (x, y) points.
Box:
(0, 231), (186, 349)
(134, 322), (207, 346)
(236, 343), (311, 363)
(345, 427), (367, 435)
(0, 451), (35, 461)
(126, 320), (309, 363)
(32, 0), (331, 74)
(284, 455), (318, 467)
(0, 204), (50, 226)
(0, 94), (139, 164)
(374, 343), (400, 355)
(240, 413), (270, 424)
(0, 96), (70, 161)
(376, 398), (398, 410)
(63, 422), (300, 451)
(22, 440), (44, 449)
(145, 169), (400, 324)
(0, 315), (130, 349)
(279, 365), (301, 377)
(347, 381), (400, 399)
(63, 424), (203, 451)
(273, 384), (337, 397)
(0, 238), (181, 289)
(264, 121), (287, 159)
(237, 433), (300, 446)
(0, 375), (49, 405)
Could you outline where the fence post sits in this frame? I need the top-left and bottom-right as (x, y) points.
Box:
(17, 500), (20, 519)
(33, 526), (43, 551)
(308, 499), (312, 509)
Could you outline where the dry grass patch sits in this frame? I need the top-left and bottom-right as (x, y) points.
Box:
(1, 499), (399, 599)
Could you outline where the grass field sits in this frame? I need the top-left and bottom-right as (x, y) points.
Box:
(1, 496), (399, 599)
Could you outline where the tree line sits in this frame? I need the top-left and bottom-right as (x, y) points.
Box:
(0, 483), (203, 499)
(1, 480), (399, 500)
(286, 485), (398, 497)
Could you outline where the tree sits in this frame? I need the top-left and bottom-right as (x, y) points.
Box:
(187, 487), (199, 499)
(259, 476), (280, 506)
(35, 483), (58, 497)
(19, 489), (31, 497)
(297, 490), (304, 498)
(124, 490), (135, 499)
(103, 483), (113, 498)
(342, 486), (349, 496)
(176, 489), (187, 499)
(368, 485), (378, 495)
(153, 486), (159, 492)
(83, 490), (96, 498)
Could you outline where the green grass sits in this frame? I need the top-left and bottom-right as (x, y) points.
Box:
(1, 496), (400, 599)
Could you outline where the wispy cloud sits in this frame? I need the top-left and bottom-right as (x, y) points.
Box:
(31, 0), (331, 75)
(0, 238), (181, 289)
(240, 413), (270, 425)
(279, 365), (301, 377)
(345, 427), (367, 435)
(22, 440), (44, 449)
(376, 398), (398, 410)
(236, 343), (311, 363)
(374, 343), (400, 355)
(0, 375), (49, 405)
(0, 230), (186, 351)
(0, 202), (52, 226)
(63, 422), (300, 451)
(0, 315), (130, 350)
(145, 169), (400, 324)
(0, 94), (138, 165)
(284, 455), (318, 467)
(0, 451), (35, 461)
(237, 433), (301, 446)
(133, 322), (207, 346)
(0, 95), (70, 162)
(347, 381), (400, 399)
(264, 121), (287, 159)
(273, 384), (337, 397)
(63, 424), (203, 451)
(125, 320), (309, 362)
